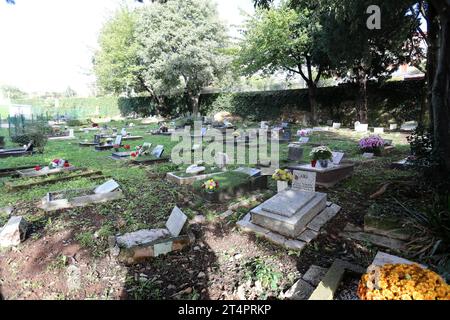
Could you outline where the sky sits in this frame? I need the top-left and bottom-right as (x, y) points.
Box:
(0, 0), (255, 97)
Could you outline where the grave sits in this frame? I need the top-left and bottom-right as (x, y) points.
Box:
(48, 129), (75, 140)
(166, 168), (225, 186)
(332, 123), (341, 129)
(287, 144), (304, 162)
(16, 164), (77, 178)
(122, 135), (144, 141)
(0, 141), (34, 158)
(0, 216), (29, 248)
(111, 206), (195, 265)
(374, 127), (384, 134)
(0, 164), (45, 178)
(111, 151), (132, 160)
(130, 145), (170, 165)
(286, 161), (354, 188)
(355, 123), (369, 133)
(95, 135), (122, 151)
(238, 189), (341, 251)
(39, 179), (124, 211)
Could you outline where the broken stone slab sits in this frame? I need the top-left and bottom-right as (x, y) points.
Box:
(297, 229), (319, 243)
(282, 278), (314, 300)
(166, 206), (188, 237)
(307, 204), (341, 232)
(116, 229), (171, 248)
(0, 216), (29, 247)
(340, 223), (406, 251)
(185, 165), (206, 175)
(302, 265), (328, 287)
(66, 265), (82, 292)
(94, 179), (120, 194)
(309, 259), (365, 300)
(113, 229), (195, 265)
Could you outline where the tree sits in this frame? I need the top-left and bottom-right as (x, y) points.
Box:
(237, 3), (331, 124)
(63, 86), (77, 97)
(0, 85), (27, 99)
(135, 0), (228, 117)
(93, 7), (144, 96)
(320, 0), (421, 123)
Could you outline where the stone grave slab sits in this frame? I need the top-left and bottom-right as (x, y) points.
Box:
(111, 151), (132, 159)
(94, 179), (120, 194)
(116, 229), (170, 248)
(389, 124), (398, 130)
(166, 206), (188, 237)
(261, 190), (316, 217)
(374, 127), (384, 134)
(233, 167), (261, 177)
(340, 223), (406, 251)
(287, 163), (354, 188)
(303, 265), (328, 287)
(185, 165), (206, 175)
(298, 137), (310, 144)
(0, 216), (29, 247)
(362, 152), (374, 158)
(251, 190), (327, 238)
(332, 123), (341, 129)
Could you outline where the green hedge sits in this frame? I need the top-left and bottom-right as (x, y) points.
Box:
(10, 79), (425, 125)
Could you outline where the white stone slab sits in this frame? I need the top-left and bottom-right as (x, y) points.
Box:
(298, 137), (310, 144)
(292, 170), (316, 192)
(374, 127), (384, 134)
(234, 167), (261, 177)
(332, 123), (341, 129)
(154, 241), (173, 257)
(186, 165), (206, 175)
(94, 179), (120, 194)
(262, 190), (315, 217)
(362, 152), (374, 158)
(331, 152), (345, 165)
(389, 124), (398, 130)
(116, 228), (170, 248)
(166, 206), (188, 237)
(114, 135), (122, 145)
(0, 216), (28, 247)
(355, 123), (368, 132)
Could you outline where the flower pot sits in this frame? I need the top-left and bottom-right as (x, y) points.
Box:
(277, 180), (288, 193)
(318, 159), (329, 168)
(311, 160), (317, 167)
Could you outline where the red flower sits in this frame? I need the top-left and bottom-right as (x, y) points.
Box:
(63, 162), (70, 168)
(124, 145), (130, 150)
(52, 159), (59, 163)
(130, 152), (137, 157)
(34, 165), (41, 171)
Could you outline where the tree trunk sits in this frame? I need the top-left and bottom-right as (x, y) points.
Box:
(426, 4), (438, 132)
(308, 82), (318, 125)
(357, 72), (369, 123)
(431, 10), (450, 178)
(188, 92), (201, 119)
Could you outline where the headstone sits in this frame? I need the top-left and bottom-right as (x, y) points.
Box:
(121, 128), (127, 136)
(374, 127), (384, 134)
(400, 121), (418, 131)
(271, 128), (281, 140)
(94, 134), (101, 144)
(292, 170), (316, 192)
(151, 145), (164, 158)
(165, 206), (188, 237)
(389, 124), (398, 130)
(68, 129), (75, 137)
(0, 216), (29, 247)
(331, 152), (345, 165)
(283, 129), (292, 141)
(192, 144), (201, 151)
(362, 152), (374, 158)
(332, 123), (341, 129)
(114, 135), (122, 146)
(356, 123), (368, 132)
(200, 127), (207, 136)
(185, 165), (206, 175)
(384, 139), (393, 146)
(215, 152), (230, 169)
(262, 189), (315, 217)
(354, 121), (360, 131)
(298, 137), (310, 144)
(260, 121), (269, 129)
(288, 144), (304, 162)
(94, 179), (120, 194)
(326, 120), (333, 126)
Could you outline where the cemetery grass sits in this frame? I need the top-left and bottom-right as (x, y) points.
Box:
(0, 124), (434, 300)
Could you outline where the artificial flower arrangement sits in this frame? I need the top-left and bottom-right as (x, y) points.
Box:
(297, 129), (310, 137)
(358, 264), (450, 300)
(201, 179), (219, 192)
(232, 131), (241, 138)
(113, 144), (130, 151)
(309, 146), (332, 167)
(49, 159), (70, 169)
(134, 144), (151, 157)
(272, 169), (293, 182)
(358, 135), (385, 155)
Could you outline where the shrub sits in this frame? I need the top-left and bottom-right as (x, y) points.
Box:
(66, 119), (83, 127)
(11, 130), (48, 152)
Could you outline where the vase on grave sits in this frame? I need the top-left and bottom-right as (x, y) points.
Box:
(277, 180), (289, 193)
(318, 159), (329, 168)
(311, 160), (317, 167)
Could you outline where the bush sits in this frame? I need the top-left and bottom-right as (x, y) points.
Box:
(11, 129), (48, 152)
(66, 119), (83, 127)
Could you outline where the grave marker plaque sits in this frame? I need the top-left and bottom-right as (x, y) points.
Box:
(165, 206), (188, 237)
(152, 145), (164, 158)
(331, 152), (345, 165)
(292, 170), (316, 192)
(94, 179), (120, 194)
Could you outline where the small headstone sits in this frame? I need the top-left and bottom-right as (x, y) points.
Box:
(0, 216), (29, 247)
(288, 144), (304, 162)
(151, 145), (164, 158)
(362, 152), (374, 159)
(374, 127), (384, 134)
(260, 121), (269, 129)
(389, 124), (398, 130)
(356, 123), (368, 132)
(400, 121), (418, 131)
(331, 152), (345, 165)
(165, 206), (188, 237)
(94, 179), (120, 194)
(298, 137), (310, 144)
(121, 128), (127, 136)
(94, 135), (101, 144)
(68, 129), (75, 137)
(384, 139), (393, 146)
(185, 165), (206, 175)
(292, 170), (316, 192)
(215, 152), (230, 169)
(332, 123), (341, 129)
(326, 120), (333, 126)
(200, 127), (207, 136)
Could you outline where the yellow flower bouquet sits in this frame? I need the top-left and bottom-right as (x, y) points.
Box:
(358, 263), (450, 300)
